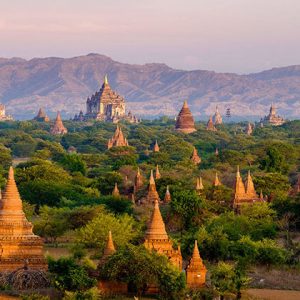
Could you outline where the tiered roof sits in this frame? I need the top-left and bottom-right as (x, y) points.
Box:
(190, 147), (201, 165)
(107, 125), (129, 149)
(146, 170), (160, 203)
(153, 140), (160, 152)
(50, 112), (68, 135)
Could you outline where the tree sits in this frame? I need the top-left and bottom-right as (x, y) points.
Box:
(59, 153), (87, 175)
(75, 211), (140, 250)
(100, 244), (185, 299)
(48, 257), (96, 292)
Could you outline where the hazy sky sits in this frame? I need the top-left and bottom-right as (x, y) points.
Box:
(1, 0), (300, 73)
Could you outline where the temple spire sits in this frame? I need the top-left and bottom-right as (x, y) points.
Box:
(164, 185), (171, 203)
(145, 200), (168, 240)
(245, 170), (257, 198)
(190, 147), (201, 165)
(153, 140), (160, 152)
(147, 170), (160, 203)
(175, 100), (196, 133)
(112, 183), (120, 197)
(196, 177), (204, 193)
(213, 173), (221, 187)
(50, 111), (68, 135)
(155, 165), (161, 180)
(101, 230), (116, 263)
(104, 74), (109, 85)
(1, 167), (23, 212)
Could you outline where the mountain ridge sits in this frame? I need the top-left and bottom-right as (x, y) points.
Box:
(0, 53), (299, 120)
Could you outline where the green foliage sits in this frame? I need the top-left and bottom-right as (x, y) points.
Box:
(59, 153), (87, 175)
(100, 244), (185, 299)
(48, 257), (96, 292)
(75, 210), (140, 250)
(106, 146), (138, 170)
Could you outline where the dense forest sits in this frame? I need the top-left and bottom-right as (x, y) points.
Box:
(0, 118), (299, 299)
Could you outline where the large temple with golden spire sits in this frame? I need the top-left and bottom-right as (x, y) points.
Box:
(83, 75), (138, 123)
(0, 167), (47, 272)
(233, 167), (265, 209)
(175, 101), (197, 134)
(50, 111), (68, 135)
(107, 125), (129, 149)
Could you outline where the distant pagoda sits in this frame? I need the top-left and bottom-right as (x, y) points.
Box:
(245, 122), (253, 135)
(112, 183), (120, 197)
(190, 147), (201, 165)
(134, 167), (143, 192)
(206, 116), (217, 131)
(107, 125), (129, 149)
(186, 240), (207, 288)
(164, 185), (171, 203)
(33, 108), (49, 122)
(153, 140), (160, 152)
(213, 173), (221, 187)
(50, 112), (68, 135)
(0, 167), (47, 272)
(213, 106), (222, 125)
(155, 165), (161, 180)
(146, 170), (160, 203)
(261, 104), (285, 126)
(0, 104), (13, 121)
(233, 167), (265, 209)
(82, 75), (139, 123)
(196, 177), (204, 194)
(175, 101), (196, 133)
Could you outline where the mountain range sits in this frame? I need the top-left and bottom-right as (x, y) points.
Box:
(0, 53), (299, 120)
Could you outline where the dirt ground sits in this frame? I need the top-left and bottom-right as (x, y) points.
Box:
(246, 289), (300, 300)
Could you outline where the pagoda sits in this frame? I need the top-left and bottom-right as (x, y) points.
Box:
(153, 140), (160, 152)
(50, 112), (68, 135)
(134, 167), (143, 192)
(186, 240), (207, 288)
(261, 104), (285, 126)
(196, 177), (204, 194)
(144, 200), (182, 270)
(213, 173), (221, 187)
(213, 106), (222, 125)
(0, 104), (13, 121)
(112, 183), (120, 197)
(107, 125), (129, 149)
(0, 167), (47, 272)
(83, 75), (139, 123)
(190, 147), (201, 165)
(33, 108), (49, 122)
(175, 101), (196, 134)
(146, 170), (160, 203)
(100, 231), (116, 265)
(206, 116), (217, 131)
(155, 165), (161, 180)
(245, 122), (253, 135)
(233, 167), (264, 209)
(164, 186), (171, 203)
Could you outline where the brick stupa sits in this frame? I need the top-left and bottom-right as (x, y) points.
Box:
(153, 140), (160, 152)
(196, 177), (204, 194)
(50, 112), (68, 135)
(213, 173), (221, 187)
(107, 125), (129, 149)
(33, 108), (49, 122)
(112, 183), (120, 197)
(206, 116), (217, 131)
(164, 185), (171, 203)
(175, 101), (196, 134)
(155, 165), (161, 180)
(144, 199), (182, 270)
(190, 147), (201, 165)
(186, 240), (207, 288)
(0, 167), (47, 272)
(134, 167), (143, 192)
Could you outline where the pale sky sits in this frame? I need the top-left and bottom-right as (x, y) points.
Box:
(1, 0), (300, 73)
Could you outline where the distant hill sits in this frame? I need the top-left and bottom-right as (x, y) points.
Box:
(0, 53), (299, 120)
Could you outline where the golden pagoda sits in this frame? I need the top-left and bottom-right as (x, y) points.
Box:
(146, 170), (160, 203)
(112, 183), (120, 197)
(144, 200), (182, 270)
(186, 240), (207, 288)
(233, 167), (264, 209)
(206, 116), (217, 131)
(155, 165), (161, 180)
(175, 101), (197, 134)
(164, 185), (171, 203)
(190, 147), (201, 165)
(50, 111), (68, 135)
(153, 140), (160, 152)
(107, 125), (129, 149)
(0, 167), (47, 272)
(196, 177), (204, 194)
(213, 173), (221, 187)
(134, 167), (143, 192)
(102, 231), (116, 261)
